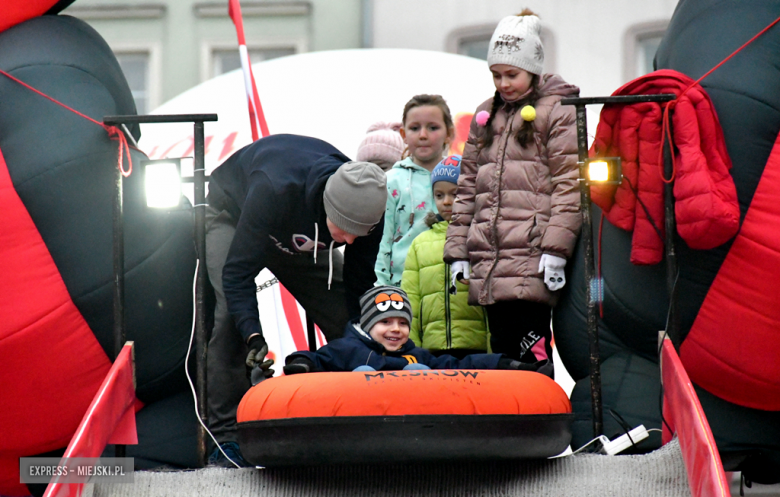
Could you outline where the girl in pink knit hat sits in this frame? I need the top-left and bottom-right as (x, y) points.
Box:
(356, 121), (404, 171)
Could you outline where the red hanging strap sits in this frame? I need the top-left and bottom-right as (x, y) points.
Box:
(0, 69), (133, 177)
(657, 15), (780, 184)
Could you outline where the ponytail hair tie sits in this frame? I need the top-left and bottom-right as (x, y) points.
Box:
(475, 110), (490, 127)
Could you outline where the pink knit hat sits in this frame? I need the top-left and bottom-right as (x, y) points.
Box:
(356, 121), (404, 171)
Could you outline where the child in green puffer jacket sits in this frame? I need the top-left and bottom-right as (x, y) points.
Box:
(401, 156), (490, 359)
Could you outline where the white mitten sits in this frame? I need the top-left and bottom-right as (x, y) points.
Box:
(538, 254), (566, 291)
(450, 261), (470, 294)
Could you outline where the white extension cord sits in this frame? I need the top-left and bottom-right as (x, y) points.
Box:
(598, 425), (650, 455)
(185, 259), (242, 469)
(568, 424), (658, 457)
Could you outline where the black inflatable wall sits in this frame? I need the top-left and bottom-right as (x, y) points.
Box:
(554, 0), (780, 483)
(0, 13), (198, 479)
(0, 14), (195, 403)
(655, 0), (780, 482)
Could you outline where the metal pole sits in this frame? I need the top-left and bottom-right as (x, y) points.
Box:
(193, 120), (208, 467)
(104, 113), (217, 466)
(574, 104), (603, 438)
(560, 94), (676, 440)
(662, 118), (680, 347)
(112, 146), (126, 459)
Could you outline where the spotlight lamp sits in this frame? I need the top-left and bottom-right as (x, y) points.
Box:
(582, 157), (622, 185)
(143, 158), (183, 209)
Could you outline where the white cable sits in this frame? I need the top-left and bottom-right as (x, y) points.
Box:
(568, 427), (660, 458)
(185, 259), (241, 469)
(601, 425), (649, 455)
(121, 124), (138, 148)
(327, 240), (334, 290)
(313, 223), (319, 264)
(568, 435), (609, 456)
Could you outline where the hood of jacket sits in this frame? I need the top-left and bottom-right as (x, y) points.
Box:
(391, 156), (430, 173)
(303, 153), (348, 216)
(210, 134), (349, 231)
(498, 74), (579, 112)
(536, 73), (580, 100)
(430, 219), (448, 233)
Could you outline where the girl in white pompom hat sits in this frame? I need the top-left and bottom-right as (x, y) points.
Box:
(443, 9), (582, 367)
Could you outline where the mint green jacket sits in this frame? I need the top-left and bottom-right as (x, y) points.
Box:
(374, 158), (437, 286)
(401, 220), (489, 352)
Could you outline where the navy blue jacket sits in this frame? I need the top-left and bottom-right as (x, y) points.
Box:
(287, 320), (504, 372)
(208, 134), (383, 341)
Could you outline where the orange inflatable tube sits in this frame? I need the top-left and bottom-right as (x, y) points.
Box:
(238, 370), (572, 466)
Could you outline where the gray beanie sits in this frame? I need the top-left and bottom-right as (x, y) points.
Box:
(359, 285), (412, 334)
(487, 15), (544, 75)
(323, 161), (387, 236)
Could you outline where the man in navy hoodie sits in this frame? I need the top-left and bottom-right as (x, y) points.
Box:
(205, 134), (386, 465)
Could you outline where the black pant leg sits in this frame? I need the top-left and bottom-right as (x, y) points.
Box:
(204, 207), (250, 445)
(486, 299), (552, 362)
(486, 301), (522, 359)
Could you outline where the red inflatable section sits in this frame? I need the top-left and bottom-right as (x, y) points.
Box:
(0, 147), (112, 496)
(682, 130), (780, 410)
(44, 343), (138, 497)
(662, 339), (729, 497)
(0, 1), (62, 33)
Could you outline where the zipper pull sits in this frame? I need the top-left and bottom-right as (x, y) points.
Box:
(409, 212), (415, 226)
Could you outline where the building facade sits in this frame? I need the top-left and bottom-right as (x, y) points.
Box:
(62, 0), (367, 113)
(371, 0), (678, 104)
(63, 0), (678, 114)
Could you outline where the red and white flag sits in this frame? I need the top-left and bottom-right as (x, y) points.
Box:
(228, 0), (269, 140)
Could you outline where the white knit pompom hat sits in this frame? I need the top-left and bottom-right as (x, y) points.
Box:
(486, 14), (544, 75)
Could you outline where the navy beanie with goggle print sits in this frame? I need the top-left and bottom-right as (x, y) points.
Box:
(359, 285), (412, 333)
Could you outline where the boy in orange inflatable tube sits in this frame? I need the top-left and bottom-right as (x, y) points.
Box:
(283, 286), (553, 375)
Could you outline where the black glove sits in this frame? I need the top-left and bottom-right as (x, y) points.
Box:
(283, 356), (315, 375)
(497, 358), (554, 378)
(246, 335), (274, 385)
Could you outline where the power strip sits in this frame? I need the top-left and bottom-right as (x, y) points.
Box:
(601, 425), (649, 455)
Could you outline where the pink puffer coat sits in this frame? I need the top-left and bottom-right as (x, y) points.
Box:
(444, 74), (581, 307)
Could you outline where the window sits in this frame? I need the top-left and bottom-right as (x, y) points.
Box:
(623, 21), (669, 82)
(202, 40), (306, 82)
(636, 35), (663, 77)
(212, 47), (296, 77)
(457, 37), (491, 60)
(115, 52), (150, 114)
